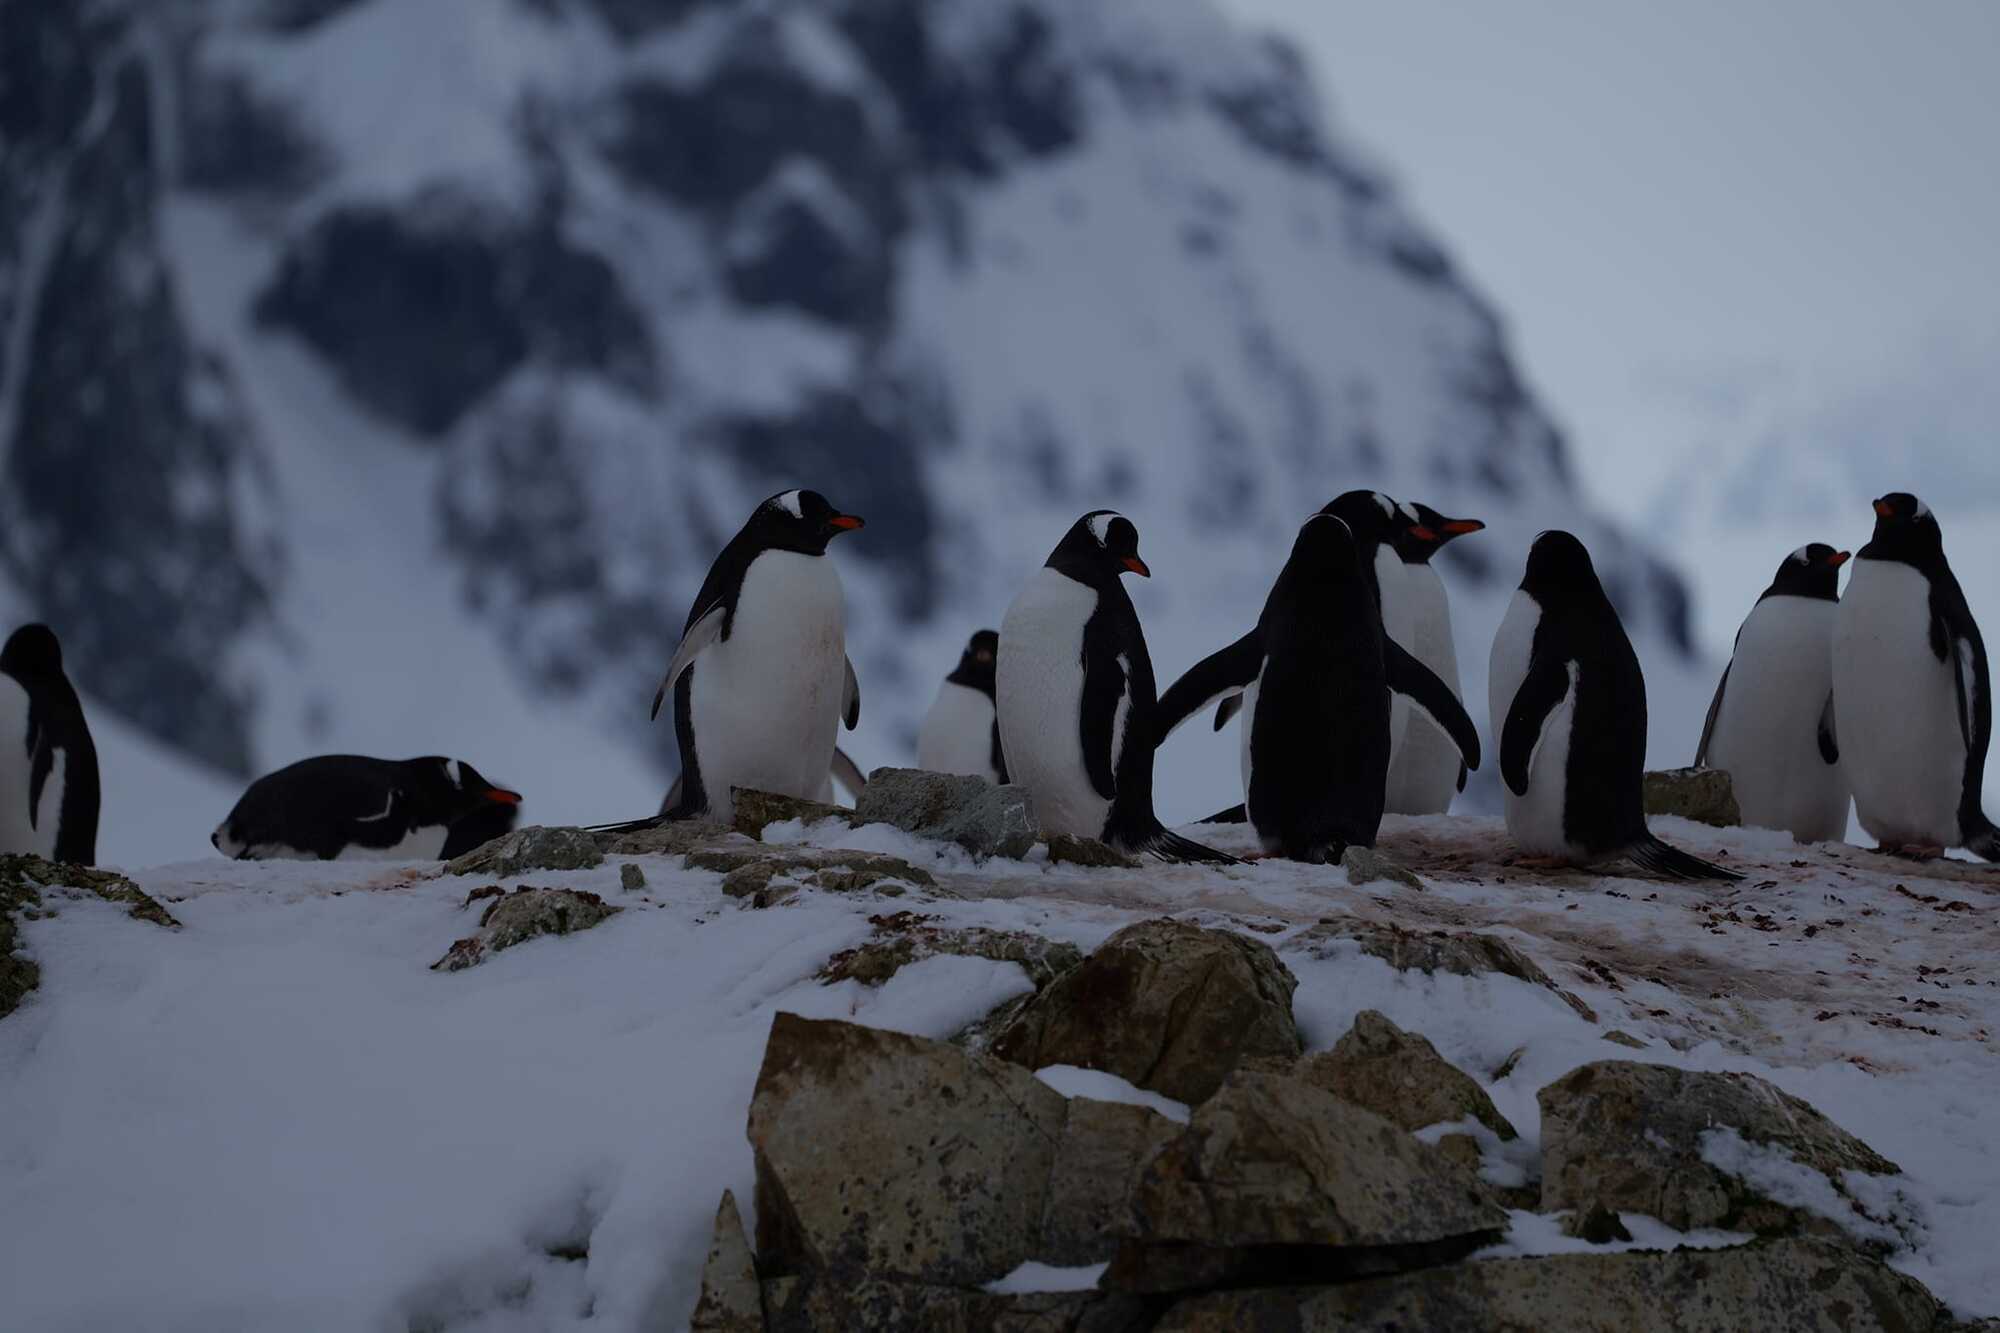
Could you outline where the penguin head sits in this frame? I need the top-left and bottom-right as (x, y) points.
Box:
(1864, 492), (1944, 566)
(406, 757), (524, 823)
(1391, 501), (1486, 563)
(1292, 513), (1360, 577)
(1049, 511), (1149, 584)
(0, 623), (65, 678)
(1520, 530), (1608, 605)
(949, 629), (1001, 693)
(1318, 490), (1400, 553)
(751, 489), (866, 556)
(1767, 543), (1850, 600)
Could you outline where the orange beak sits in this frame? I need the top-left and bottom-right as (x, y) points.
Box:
(1410, 525), (1440, 543)
(1827, 550), (1851, 568)
(828, 514), (864, 530)
(1441, 519), (1485, 535)
(486, 788), (523, 806)
(1873, 499), (1894, 518)
(1123, 556), (1152, 577)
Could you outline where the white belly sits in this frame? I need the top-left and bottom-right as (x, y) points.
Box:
(1489, 590), (1581, 857)
(918, 681), (1000, 782)
(338, 824), (450, 861)
(1832, 559), (1965, 846)
(0, 680), (56, 858)
(1706, 596), (1850, 842)
(1385, 567), (1464, 815)
(1377, 547), (1415, 760)
(997, 568), (1111, 838)
(689, 551), (845, 819)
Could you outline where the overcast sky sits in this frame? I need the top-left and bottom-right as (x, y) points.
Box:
(1217, 0), (2000, 528)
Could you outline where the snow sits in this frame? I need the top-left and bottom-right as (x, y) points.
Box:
(1035, 1064), (1193, 1124)
(983, 1260), (1111, 1295)
(1474, 1210), (1751, 1260)
(1698, 1126), (1917, 1250)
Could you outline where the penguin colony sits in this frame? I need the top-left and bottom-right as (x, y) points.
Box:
(7, 489), (1997, 876)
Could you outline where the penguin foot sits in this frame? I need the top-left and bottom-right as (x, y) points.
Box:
(1877, 842), (1945, 861)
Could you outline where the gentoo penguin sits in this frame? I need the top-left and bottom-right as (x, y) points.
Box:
(0, 624), (100, 864)
(657, 746), (866, 813)
(1695, 543), (1852, 843)
(1383, 502), (1486, 815)
(211, 756), (523, 860)
(917, 629), (1007, 783)
(1488, 531), (1741, 879)
(650, 489), (863, 823)
(1830, 493), (1999, 860)
(996, 511), (1233, 862)
(1156, 515), (1480, 862)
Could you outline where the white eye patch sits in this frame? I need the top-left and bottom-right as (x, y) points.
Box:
(773, 490), (804, 518)
(1788, 545), (1812, 565)
(448, 759), (464, 787)
(1372, 492), (1395, 518)
(1087, 512), (1124, 546)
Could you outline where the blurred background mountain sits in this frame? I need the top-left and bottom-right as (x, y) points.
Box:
(0, 0), (1895, 865)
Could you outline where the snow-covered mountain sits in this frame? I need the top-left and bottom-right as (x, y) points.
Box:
(1, 0), (1705, 866)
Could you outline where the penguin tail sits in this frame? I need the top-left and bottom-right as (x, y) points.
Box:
(1964, 816), (2000, 864)
(582, 814), (666, 835)
(1627, 834), (1744, 882)
(1199, 803), (1249, 824)
(1129, 823), (1241, 866)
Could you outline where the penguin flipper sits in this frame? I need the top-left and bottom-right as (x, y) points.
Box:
(1817, 692), (1839, 765)
(1080, 639), (1127, 802)
(651, 605), (726, 720)
(1695, 661), (1731, 768)
(842, 656), (861, 730)
(1156, 630), (1262, 742)
(1627, 834), (1744, 882)
(1385, 639), (1481, 771)
(829, 747), (866, 800)
(1456, 762), (1467, 794)
(1500, 656), (1573, 797)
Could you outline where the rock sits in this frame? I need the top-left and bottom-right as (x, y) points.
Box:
(1643, 767), (1741, 828)
(618, 862), (646, 891)
(992, 918), (1303, 1104)
(687, 845), (935, 887)
(1563, 1205), (1634, 1245)
(1341, 846), (1423, 889)
(760, 1276), (1143, 1332)
(1295, 1010), (1517, 1141)
(747, 1013), (1067, 1286)
(719, 861), (805, 909)
(1046, 833), (1141, 869)
(1040, 1097), (1184, 1263)
(592, 820), (732, 857)
(690, 1190), (760, 1332)
(430, 887), (620, 971)
(1110, 1071), (1506, 1292)
(1297, 918), (1597, 1023)
(1603, 1029), (1647, 1049)
(853, 768), (1039, 858)
(445, 825), (603, 877)
(818, 913), (1082, 990)
(1152, 1237), (1947, 1332)
(1434, 1134), (1484, 1176)
(732, 788), (856, 840)
(2, 855), (181, 1020)
(1539, 1061), (1903, 1241)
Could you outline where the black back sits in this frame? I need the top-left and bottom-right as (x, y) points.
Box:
(1317, 491), (1400, 611)
(944, 628), (1007, 782)
(0, 624), (99, 864)
(215, 755), (522, 860)
(1389, 502), (1485, 565)
(666, 489), (863, 819)
(1758, 543), (1848, 604)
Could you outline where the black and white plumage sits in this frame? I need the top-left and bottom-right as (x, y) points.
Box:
(1488, 531), (1742, 880)
(917, 629), (1007, 783)
(1831, 493), (1999, 860)
(650, 489), (863, 823)
(1695, 543), (1852, 843)
(1383, 502), (1485, 815)
(1157, 515), (1479, 862)
(211, 756), (523, 861)
(0, 624), (100, 865)
(657, 746), (867, 814)
(996, 511), (1233, 863)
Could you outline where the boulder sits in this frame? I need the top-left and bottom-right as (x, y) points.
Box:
(1643, 767), (1741, 828)
(618, 862), (646, 891)
(689, 1190), (760, 1332)
(760, 1276), (1143, 1333)
(592, 820), (731, 857)
(687, 845), (935, 887)
(1341, 846), (1423, 889)
(747, 1013), (1068, 1286)
(1152, 1237), (1947, 1332)
(855, 768), (1040, 859)
(992, 919), (1303, 1104)
(1297, 918), (1597, 1022)
(2, 855), (181, 1020)
(1296, 1010), (1516, 1141)
(1539, 1061), (1904, 1241)
(445, 825), (603, 877)
(1040, 1097), (1183, 1263)
(1046, 834), (1141, 869)
(818, 914), (1082, 990)
(431, 887), (620, 971)
(732, 788), (855, 840)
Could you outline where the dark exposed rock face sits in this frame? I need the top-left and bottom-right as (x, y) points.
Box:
(430, 886), (620, 971)
(854, 768), (1039, 859)
(1645, 766), (1743, 827)
(1294, 1009), (1517, 1141)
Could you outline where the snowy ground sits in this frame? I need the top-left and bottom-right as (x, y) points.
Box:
(2, 814), (1996, 1331)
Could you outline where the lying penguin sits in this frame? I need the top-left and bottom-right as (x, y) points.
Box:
(213, 756), (523, 860)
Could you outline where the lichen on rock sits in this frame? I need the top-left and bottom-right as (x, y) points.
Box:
(431, 886), (620, 971)
(445, 825), (604, 877)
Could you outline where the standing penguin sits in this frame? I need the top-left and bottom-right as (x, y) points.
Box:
(1383, 502), (1486, 815)
(1489, 531), (1741, 879)
(649, 489), (863, 823)
(917, 629), (1007, 783)
(1156, 515), (1480, 862)
(212, 756), (523, 861)
(996, 511), (1233, 862)
(1830, 493), (1998, 860)
(1695, 543), (1852, 843)
(0, 624), (99, 864)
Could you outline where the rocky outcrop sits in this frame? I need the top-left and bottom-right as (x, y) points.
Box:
(690, 1191), (761, 1333)
(1041, 1098), (1183, 1264)
(1045, 835), (1141, 869)
(591, 821), (732, 857)
(1293, 1010), (1516, 1141)
(431, 887), (619, 971)
(444, 826), (604, 877)
(1539, 1061), (1907, 1243)
(1297, 918), (1597, 1022)
(1, 855), (181, 1020)
(693, 847), (938, 909)
(853, 768), (1039, 859)
(1342, 847), (1424, 889)
(817, 912), (1081, 990)
(992, 919), (1303, 1104)
(732, 790), (855, 841)
(1644, 767), (1742, 828)
(759, 1277), (1141, 1333)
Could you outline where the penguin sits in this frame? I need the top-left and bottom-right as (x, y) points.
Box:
(1383, 502), (1486, 815)
(211, 756), (523, 861)
(1155, 515), (1480, 862)
(649, 489), (863, 823)
(0, 624), (100, 864)
(1488, 531), (1742, 879)
(917, 629), (1007, 783)
(657, 746), (866, 814)
(1830, 493), (1999, 860)
(996, 511), (1234, 863)
(1694, 543), (1852, 843)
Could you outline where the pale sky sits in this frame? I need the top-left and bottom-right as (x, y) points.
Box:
(1216, 0), (2000, 530)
